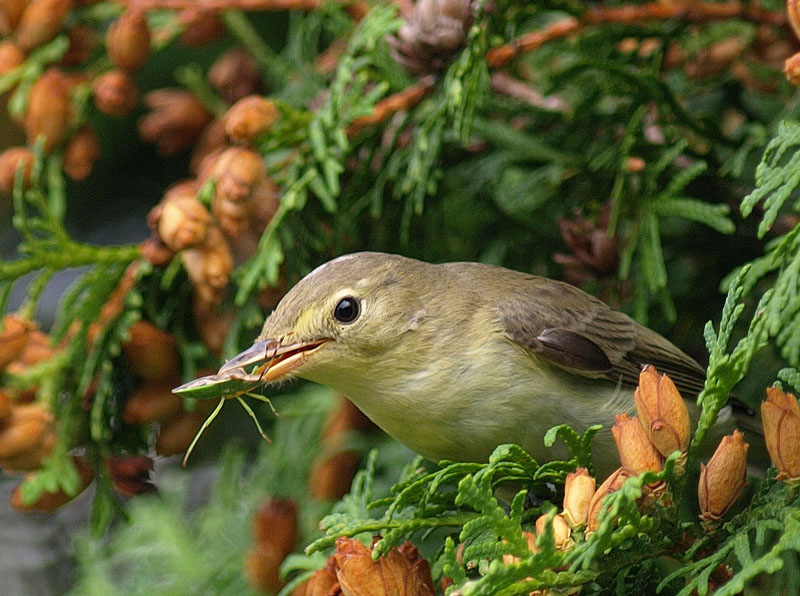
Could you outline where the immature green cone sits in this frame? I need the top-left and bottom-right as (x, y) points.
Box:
(761, 386), (800, 482)
(698, 430), (748, 522)
(634, 365), (691, 457)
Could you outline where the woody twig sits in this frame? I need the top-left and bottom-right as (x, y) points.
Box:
(129, 0), (788, 134)
(488, 1), (786, 69)
(346, 76), (436, 138)
(487, 17), (582, 69)
(583, 1), (786, 27)
(124, 0), (396, 11)
(126, 0), (320, 9)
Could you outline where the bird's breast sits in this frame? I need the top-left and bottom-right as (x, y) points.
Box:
(309, 333), (633, 467)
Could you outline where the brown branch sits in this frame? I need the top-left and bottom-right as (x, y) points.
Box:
(348, 0), (788, 134)
(314, 38), (349, 75)
(346, 76), (436, 138)
(583, 1), (786, 27)
(487, 18), (582, 69)
(125, 0), (399, 12)
(126, 0), (322, 9)
(126, 0), (787, 136)
(487, 2), (786, 70)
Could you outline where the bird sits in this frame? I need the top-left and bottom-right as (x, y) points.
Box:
(215, 251), (737, 475)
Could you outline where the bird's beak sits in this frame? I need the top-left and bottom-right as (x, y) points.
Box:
(218, 337), (330, 383)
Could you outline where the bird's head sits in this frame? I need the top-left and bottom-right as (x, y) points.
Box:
(219, 253), (432, 391)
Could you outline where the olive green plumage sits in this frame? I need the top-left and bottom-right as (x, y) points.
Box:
(239, 252), (723, 474)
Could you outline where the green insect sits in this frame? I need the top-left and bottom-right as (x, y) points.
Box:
(173, 353), (280, 465)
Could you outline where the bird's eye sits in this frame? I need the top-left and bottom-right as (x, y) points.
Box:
(333, 297), (360, 323)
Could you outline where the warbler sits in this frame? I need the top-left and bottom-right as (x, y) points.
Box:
(219, 252), (736, 473)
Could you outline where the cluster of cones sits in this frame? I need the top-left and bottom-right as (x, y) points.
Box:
(0, 309), (158, 510)
(279, 365), (800, 595)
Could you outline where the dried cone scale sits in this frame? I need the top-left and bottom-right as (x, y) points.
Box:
(107, 455), (154, 496)
(93, 69), (139, 116)
(139, 89), (212, 155)
(331, 537), (435, 596)
(789, 0), (800, 41)
(611, 413), (663, 474)
(106, 9), (151, 72)
(63, 125), (100, 181)
(0, 316), (34, 370)
(634, 365), (691, 458)
(587, 467), (631, 532)
(390, 0), (472, 74)
(223, 95), (279, 144)
(154, 188), (212, 251)
(122, 380), (184, 425)
(24, 68), (72, 152)
(180, 227), (234, 306)
(0, 403), (55, 467)
(785, 0), (800, 86)
(0, 147), (33, 194)
(207, 47), (262, 104)
(698, 430), (749, 522)
(244, 498), (299, 593)
(761, 386), (800, 482)
(0, 40), (25, 75)
(562, 467), (596, 528)
(178, 9), (225, 46)
(16, 0), (71, 52)
(122, 321), (180, 382)
(11, 456), (94, 512)
(0, 0), (27, 35)
(533, 513), (572, 552)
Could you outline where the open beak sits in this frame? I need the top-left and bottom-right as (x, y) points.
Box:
(218, 338), (330, 383)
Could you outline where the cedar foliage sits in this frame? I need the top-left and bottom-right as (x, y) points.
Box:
(0, 0), (800, 594)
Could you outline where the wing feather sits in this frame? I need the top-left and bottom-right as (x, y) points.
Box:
(498, 277), (706, 397)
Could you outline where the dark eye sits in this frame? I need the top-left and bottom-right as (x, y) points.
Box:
(334, 297), (360, 323)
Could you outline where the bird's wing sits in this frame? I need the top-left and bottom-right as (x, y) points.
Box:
(498, 277), (707, 397)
